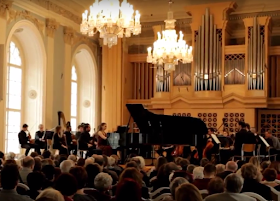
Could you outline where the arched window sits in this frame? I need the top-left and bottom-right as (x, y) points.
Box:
(71, 66), (78, 130)
(6, 41), (22, 153)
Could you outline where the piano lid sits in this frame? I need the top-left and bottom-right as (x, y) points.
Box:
(126, 104), (208, 145)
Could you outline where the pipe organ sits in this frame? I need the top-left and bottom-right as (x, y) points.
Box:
(194, 8), (222, 91)
(224, 54), (245, 85)
(247, 18), (265, 90)
(156, 66), (170, 92)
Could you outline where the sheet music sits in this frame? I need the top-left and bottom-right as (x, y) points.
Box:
(259, 135), (270, 147)
(211, 134), (221, 144)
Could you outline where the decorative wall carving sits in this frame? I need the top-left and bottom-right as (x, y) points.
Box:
(28, 0), (81, 24)
(73, 34), (98, 56)
(64, 26), (75, 45)
(8, 9), (44, 32)
(46, 18), (59, 37)
(224, 113), (245, 133)
(198, 113), (218, 131)
(0, 0), (12, 19)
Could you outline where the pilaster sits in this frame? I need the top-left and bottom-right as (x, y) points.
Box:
(45, 18), (59, 129)
(101, 39), (122, 132)
(63, 26), (75, 121)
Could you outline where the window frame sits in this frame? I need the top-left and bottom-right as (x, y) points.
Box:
(71, 65), (79, 130)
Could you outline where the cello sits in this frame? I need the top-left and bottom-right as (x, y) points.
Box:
(172, 145), (184, 156)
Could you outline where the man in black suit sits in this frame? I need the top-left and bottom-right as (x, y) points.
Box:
(18, 124), (40, 156)
(234, 121), (256, 155)
(35, 124), (46, 150)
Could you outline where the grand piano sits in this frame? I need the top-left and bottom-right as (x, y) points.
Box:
(116, 104), (208, 161)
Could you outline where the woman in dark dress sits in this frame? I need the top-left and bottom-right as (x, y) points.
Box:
(94, 123), (112, 156)
(53, 126), (68, 155)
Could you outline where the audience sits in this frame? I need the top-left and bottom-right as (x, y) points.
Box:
(215, 164), (225, 174)
(262, 168), (280, 190)
(26, 172), (45, 199)
(207, 177), (224, 195)
(176, 183), (203, 201)
(91, 172), (112, 201)
(42, 165), (55, 189)
(55, 173), (78, 201)
(163, 177), (188, 201)
(205, 173), (255, 201)
(241, 163), (272, 200)
(0, 164), (33, 201)
(269, 161), (280, 180)
(36, 188), (64, 201)
(60, 160), (75, 173)
(216, 161), (238, 179)
(112, 178), (142, 201)
(85, 163), (101, 188)
(200, 158), (209, 167)
(19, 156), (35, 184)
(193, 163), (216, 190)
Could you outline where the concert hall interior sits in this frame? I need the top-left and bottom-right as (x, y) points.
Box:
(2, 1), (280, 201)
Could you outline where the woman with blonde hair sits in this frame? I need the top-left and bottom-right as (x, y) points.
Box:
(36, 188), (64, 201)
(94, 123), (112, 156)
(175, 183), (203, 201)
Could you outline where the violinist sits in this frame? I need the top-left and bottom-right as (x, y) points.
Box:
(35, 124), (47, 150)
(18, 124), (40, 156)
(53, 126), (68, 155)
(79, 123), (97, 157)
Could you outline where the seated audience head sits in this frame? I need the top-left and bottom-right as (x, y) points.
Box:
(1, 164), (19, 190)
(224, 173), (244, 193)
(22, 156), (35, 170)
(4, 159), (17, 166)
(92, 155), (104, 168)
(94, 172), (113, 192)
(60, 160), (75, 173)
(125, 161), (139, 170)
(187, 164), (196, 174)
(107, 156), (115, 168)
(245, 123), (250, 131)
(70, 166), (88, 190)
(42, 165), (55, 181)
(216, 164), (225, 174)
(179, 159), (190, 171)
(33, 157), (42, 172)
(175, 183), (203, 201)
(265, 130), (272, 138)
(115, 178), (142, 201)
(238, 121), (246, 129)
(171, 171), (193, 183)
(169, 177), (188, 199)
(203, 163), (216, 178)
(30, 152), (38, 158)
(58, 155), (68, 166)
(54, 167), (62, 180)
(269, 161), (280, 174)
(261, 160), (271, 172)
(102, 155), (108, 167)
(249, 156), (260, 169)
(27, 172), (45, 190)
(200, 158), (209, 167)
(207, 177), (224, 195)
(0, 151), (4, 160)
(156, 157), (168, 171)
(133, 156), (145, 169)
(36, 188), (64, 201)
(86, 163), (101, 187)
(263, 168), (278, 182)
(241, 163), (258, 180)
(175, 157), (183, 165)
(225, 161), (238, 172)
(67, 155), (77, 163)
(119, 167), (143, 186)
(77, 158), (85, 167)
(237, 160), (246, 170)
(84, 157), (95, 167)
(55, 173), (78, 197)
(193, 167), (204, 179)
(164, 162), (180, 175)
(110, 154), (120, 165)
(6, 152), (15, 160)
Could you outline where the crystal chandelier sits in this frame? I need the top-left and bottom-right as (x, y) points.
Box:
(146, 1), (193, 71)
(80, 0), (141, 48)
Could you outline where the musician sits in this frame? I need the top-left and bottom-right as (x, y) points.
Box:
(35, 124), (47, 150)
(53, 126), (68, 155)
(18, 124), (40, 156)
(265, 130), (280, 150)
(79, 123), (96, 157)
(202, 128), (215, 160)
(95, 123), (112, 156)
(75, 124), (84, 140)
(234, 121), (256, 155)
(64, 125), (77, 155)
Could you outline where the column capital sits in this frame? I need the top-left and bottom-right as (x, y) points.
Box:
(46, 18), (59, 38)
(0, 0), (12, 19)
(64, 26), (75, 45)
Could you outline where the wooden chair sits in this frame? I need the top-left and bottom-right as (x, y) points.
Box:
(233, 144), (256, 161)
(242, 192), (267, 201)
(266, 185), (280, 201)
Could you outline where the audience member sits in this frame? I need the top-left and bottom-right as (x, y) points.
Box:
(125, 161), (138, 169)
(77, 158), (85, 167)
(175, 183), (203, 201)
(200, 158), (209, 167)
(55, 173), (78, 201)
(0, 164), (33, 201)
(84, 157), (95, 167)
(110, 154), (123, 174)
(241, 163), (272, 200)
(187, 164), (196, 174)
(90, 172), (112, 201)
(60, 160), (75, 173)
(33, 157), (42, 172)
(149, 157), (167, 179)
(215, 164), (225, 174)
(261, 160), (271, 173)
(30, 152), (39, 158)
(112, 178), (142, 201)
(193, 163), (216, 190)
(36, 188), (64, 201)
(249, 156), (261, 170)
(68, 155), (77, 163)
(193, 166), (204, 180)
(19, 156), (35, 184)
(207, 177), (224, 195)
(26, 172), (45, 199)
(6, 152), (16, 160)
(42, 150), (51, 159)
(42, 165), (55, 189)
(205, 173), (255, 201)
(269, 161), (280, 180)
(216, 161), (238, 179)
(70, 166), (97, 201)
(85, 163), (101, 188)
(262, 168), (280, 190)
(162, 177), (188, 201)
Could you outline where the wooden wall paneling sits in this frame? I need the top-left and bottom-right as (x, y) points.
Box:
(145, 63), (149, 99)
(271, 56), (276, 97)
(140, 62), (145, 99)
(133, 63), (137, 99)
(149, 63), (153, 99)
(137, 63), (141, 99)
(277, 57), (280, 97)
(0, 44), (3, 101)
